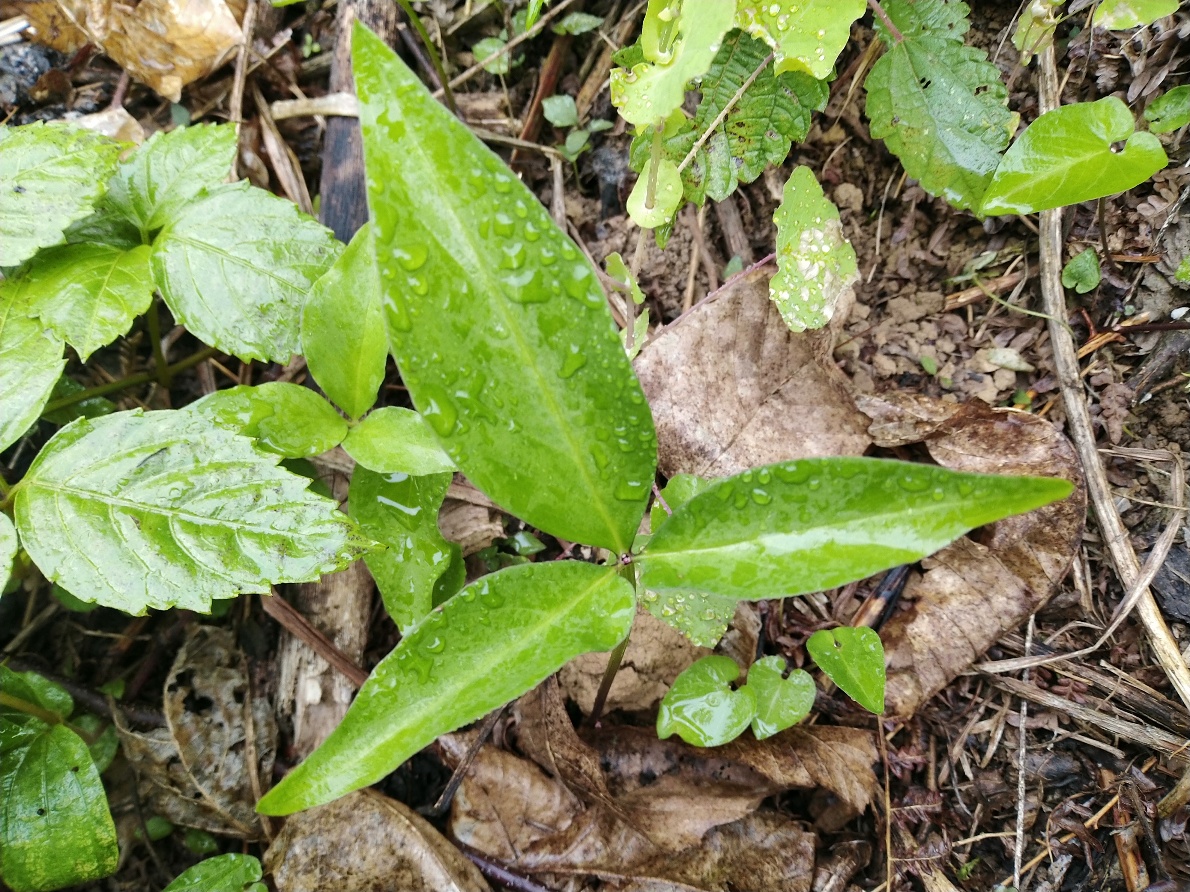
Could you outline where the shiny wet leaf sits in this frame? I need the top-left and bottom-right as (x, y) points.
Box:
(735, 0), (866, 79)
(1146, 85), (1190, 135)
(743, 656), (815, 739)
(806, 627), (885, 714)
(0, 281), (65, 454)
(163, 854), (265, 892)
(188, 383), (348, 459)
(342, 407), (456, 475)
(0, 515), (16, 591)
(657, 655), (756, 747)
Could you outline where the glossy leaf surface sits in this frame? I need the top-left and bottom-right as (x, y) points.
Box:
(807, 627), (885, 714)
(0, 515), (15, 591)
(981, 97), (1168, 215)
(1146, 85), (1190, 134)
(257, 561), (635, 813)
(342, 407), (456, 475)
(302, 223), (387, 419)
(735, 0), (866, 78)
(1061, 248), (1101, 294)
(350, 467), (456, 633)
(187, 383), (348, 459)
(151, 182), (341, 362)
(0, 123), (123, 266)
(0, 282), (65, 454)
(744, 656), (814, 739)
(19, 243), (154, 361)
(637, 457), (1073, 600)
(162, 854), (266, 892)
(1093, 0), (1178, 29)
(104, 123), (237, 234)
(13, 410), (370, 614)
(354, 25), (656, 553)
(656, 655), (755, 747)
(771, 166), (857, 332)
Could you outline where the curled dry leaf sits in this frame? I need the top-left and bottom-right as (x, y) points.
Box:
(864, 400), (1086, 717)
(635, 268), (871, 478)
(115, 626), (275, 839)
(21, 0), (242, 102)
(264, 789), (489, 892)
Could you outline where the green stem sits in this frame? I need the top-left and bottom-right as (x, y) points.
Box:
(645, 123), (663, 210)
(0, 472), (9, 501)
(395, 0), (459, 115)
(867, 0), (904, 43)
(0, 691), (62, 726)
(586, 630), (632, 729)
(41, 346), (219, 416)
(146, 296), (170, 389)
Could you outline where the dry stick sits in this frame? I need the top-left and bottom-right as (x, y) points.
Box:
(260, 592), (368, 689)
(228, 0), (258, 129)
(1035, 44), (1190, 712)
(1013, 616), (1034, 890)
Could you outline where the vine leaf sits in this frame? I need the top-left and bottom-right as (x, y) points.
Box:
(1093, 0), (1179, 29)
(257, 561), (636, 814)
(744, 656), (815, 739)
(0, 281), (66, 454)
(770, 166), (857, 332)
(151, 182), (341, 363)
(864, 0), (1015, 211)
(656, 655), (756, 747)
(735, 0), (866, 78)
(1146, 85), (1190, 134)
(0, 515), (16, 591)
(342, 407), (456, 476)
(187, 383), (349, 459)
(806, 627), (885, 714)
(0, 123), (124, 266)
(354, 24), (656, 553)
(301, 223), (387, 419)
(162, 854), (266, 892)
(980, 97), (1168, 215)
(12, 409), (371, 614)
(18, 243), (154, 361)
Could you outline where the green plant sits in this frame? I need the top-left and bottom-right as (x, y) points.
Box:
(162, 854), (266, 892)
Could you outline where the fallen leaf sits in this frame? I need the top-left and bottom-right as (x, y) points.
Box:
(635, 269), (871, 477)
(264, 789), (489, 892)
(74, 107), (146, 144)
(1098, 382), (1134, 445)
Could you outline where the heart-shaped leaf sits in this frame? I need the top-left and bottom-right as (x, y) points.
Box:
(162, 854), (265, 892)
(341, 407), (456, 476)
(1061, 248), (1101, 294)
(981, 97), (1168, 215)
(656, 655), (756, 746)
(736, 0), (866, 79)
(806, 627), (885, 714)
(188, 383), (348, 459)
(743, 655), (815, 739)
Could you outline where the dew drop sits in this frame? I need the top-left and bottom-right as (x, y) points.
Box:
(423, 635), (445, 654)
(394, 243), (428, 271)
(384, 294), (413, 332)
(494, 213), (516, 237)
(615, 479), (648, 502)
(751, 488), (772, 506)
(591, 442), (611, 470)
(420, 384), (459, 436)
(898, 473), (931, 493)
(559, 345), (587, 378)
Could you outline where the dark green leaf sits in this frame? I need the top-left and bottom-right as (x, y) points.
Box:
(1145, 85), (1190, 135)
(0, 515), (15, 591)
(0, 123), (124, 266)
(163, 854), (265, 892)
(0, 281), (65, 453)
(735, 0), (866, 78)
(1061, 248), (1102, 294)
(981, 97), (1168, 215)
(301, 222), (387, 419)
(525, 0), (548, 29)
(187, 383), (348, 459)
(806, 626), (885, 713)
(256, 561), (635, 813)
(636, 457), (1073, 600)
(354, 25), (656, 553)
(349, 467), (456, 633)
(13, 409), (370, 613)
(1093, 0), (1179, 29)
(342, 407), (456, 475)
(656, 655), (755, 746)
(0, 666), (73, 721)
(743, 656), (814, 739)
(71, 714), (117, 773)
(151, 182), (341, 362)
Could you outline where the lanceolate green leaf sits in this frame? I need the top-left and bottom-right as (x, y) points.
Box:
(257, 561), (635, 814)
(637, 457), (1073, 600)
(1093, 0), (1179, 29)
(806, 626), (885, 714)
(162, 854), (266, 892)
(735, 0), (866, 78)
(0, 282), (65, 454)
(151, 182), (341, 362)
(13, 410), (370, 614)
(187, 383), (349, 459)
(301, 223), (387, 419)
(0, 123), (124, 266)
(0, 515), (16, 591)
(980, 97), (1168, 215)
(350, 467), (456, 633)
(18, 243), (154, 361)
(342, 407), (456, 475)
(354, 25), (656, 553)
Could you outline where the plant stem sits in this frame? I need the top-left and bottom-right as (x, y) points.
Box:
(868, 0), (904, 43)
(586, 631), (631, 728)
(645, 123), (663, 210)
(146, 296), (170, 389)
(0, 472), (9, 500)
(395, 0), (459, 115)
(0, 690), (62, 726)
(41, 346), (219, 416)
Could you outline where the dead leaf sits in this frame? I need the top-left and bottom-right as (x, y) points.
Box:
(115, 626), (276, 839)
(854, 391), (962, 448)
(22, 0), (242, 102)
(635, 269), (871, 478)
(264, 789), (490, 892)
(74, 107), (146, 143)
(1098, 382), (1134, 445)
(867, 402), (1086, 717)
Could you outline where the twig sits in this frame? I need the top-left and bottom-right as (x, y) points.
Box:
(1013, 616), (1034, 890)
(677, 52), (774, 174)
(229, 0), (257, 129)
(260, 592), (368, 688)
(461, 848), (554, 892)
(422, 706), (506, 817)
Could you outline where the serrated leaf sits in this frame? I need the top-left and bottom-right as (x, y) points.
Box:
(980, 96), (1168, 215)
(628, 157), (684, 228)
(735, 0), (866, 78)
(163, 854), (265, 892)
(656, 654), (756, 746)
(0, 123), (124, 266)
(864, 0), (1014, 211)
(1146, 85), (1190, 135)
(302, 223), (387, 420)
(1062, 247), (1101, 294)
(806, 626), (885, 713)
(0, 515), (16, 591)
(771, 166), (857, 332)
(1093, 0), (1179, 29)
(104, 124), (237, 234)
(342, 407), (456, 475)
(0, 723), (118, 892)
(151, 182), (341, 362)
(0, 282), (65, 454)
(256, 561), (635, 814)
(354, 25), (656, 553)
(12, 409), (370, 614)
(744, 655), (815, 739)
(350, 467), (457, 633)
(187, 383), (348, 459)
(18, 243), (154, 361)
(610, 1), (737, 127)
(636, 457), (1074, 600)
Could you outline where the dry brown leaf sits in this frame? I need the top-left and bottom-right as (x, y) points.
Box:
(868, 401), (1086, 717)
(635, 269), (871, 478)
(74, 106), (146, 143)
(115, 626), (275, 839)
(22, 0), (242, 101)
(264, 788), (490, 892)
